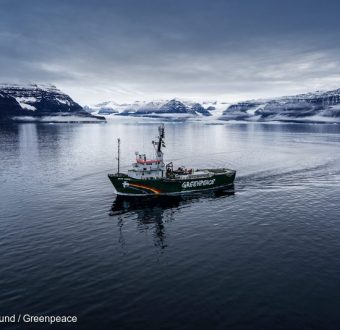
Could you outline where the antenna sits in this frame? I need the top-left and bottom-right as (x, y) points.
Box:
(117, 138), (120, 174)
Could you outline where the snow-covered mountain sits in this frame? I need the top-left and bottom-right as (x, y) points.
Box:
(0, 84), (104, 122)
(220, 88), (340, 123)
(84, 99), (213, 117)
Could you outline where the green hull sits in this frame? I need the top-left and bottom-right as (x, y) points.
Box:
(108, 169), (236, 196)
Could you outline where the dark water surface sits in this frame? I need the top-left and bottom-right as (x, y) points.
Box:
(1, 120), (340, 329)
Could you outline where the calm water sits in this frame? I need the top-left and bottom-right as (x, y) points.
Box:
(1, 120), (340, 329)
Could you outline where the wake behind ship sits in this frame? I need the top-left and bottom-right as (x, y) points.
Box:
(108, 125), (236, 196)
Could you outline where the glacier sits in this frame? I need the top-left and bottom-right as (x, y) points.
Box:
(84, 99), (213, 119)
(220, 88), (340, 123)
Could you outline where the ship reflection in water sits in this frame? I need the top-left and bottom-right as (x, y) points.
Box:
(110, 186), (235, 249)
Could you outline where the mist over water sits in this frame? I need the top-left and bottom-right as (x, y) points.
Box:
(1, 120), (340, 329)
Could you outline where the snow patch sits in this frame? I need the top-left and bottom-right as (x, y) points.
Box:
(56, 98), (70, 105)
(14, 97), (37, 111)
(20, 103), (36, 111)
(15, 96), (37, 103)
(247, 104), (265, 115)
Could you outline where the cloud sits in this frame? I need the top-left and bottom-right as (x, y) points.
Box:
(1, 0), (340, 104)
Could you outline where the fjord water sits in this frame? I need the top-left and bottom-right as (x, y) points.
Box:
(1, 120), (340, 329)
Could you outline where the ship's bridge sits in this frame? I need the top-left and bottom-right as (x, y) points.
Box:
(136, 158), (161, 166)
(128, 153), (165, 179)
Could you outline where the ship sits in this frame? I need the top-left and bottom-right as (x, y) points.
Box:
(108, 124), (236, 196)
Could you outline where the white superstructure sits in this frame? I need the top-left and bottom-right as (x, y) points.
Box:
(127, 125), (166, 179)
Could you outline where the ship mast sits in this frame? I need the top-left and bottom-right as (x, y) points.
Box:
(157, 124), (165, 154)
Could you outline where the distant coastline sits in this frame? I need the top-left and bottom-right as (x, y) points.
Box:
(1, 83), (340, 124)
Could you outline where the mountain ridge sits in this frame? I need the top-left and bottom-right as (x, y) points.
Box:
(220, 88), (340, 123)
(0, 83), (104, 122)
(84, 98), (213, 117)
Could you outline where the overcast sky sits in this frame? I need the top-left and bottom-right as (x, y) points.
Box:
(1, 0), (340, 105)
